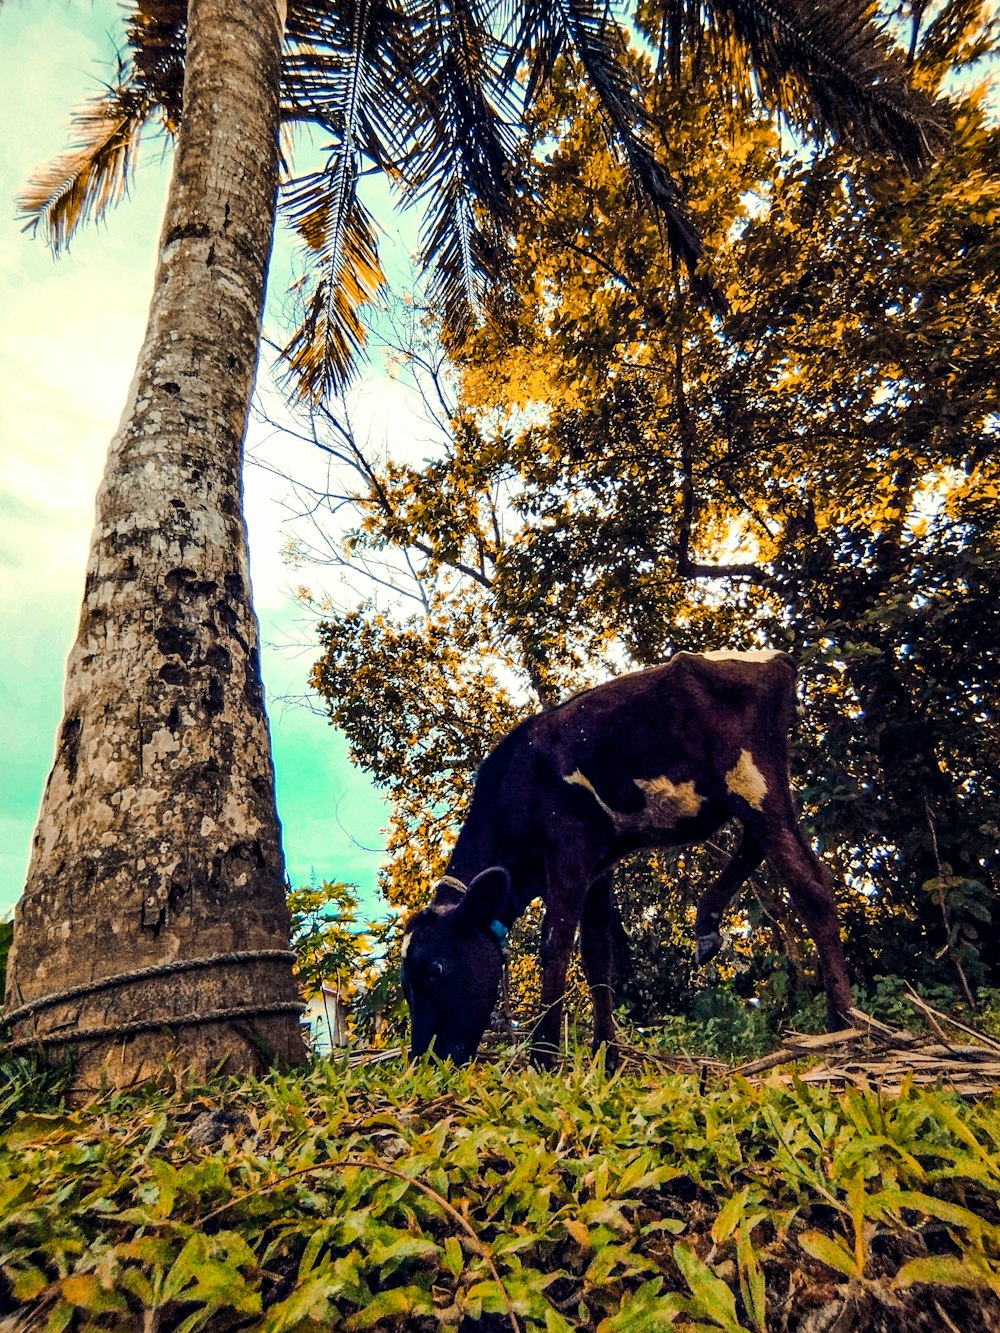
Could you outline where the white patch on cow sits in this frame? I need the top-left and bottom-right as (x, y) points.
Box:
(564, 770), (620, 825)
(564, 769), (704, 832)
(401, 931), (412, 959)
(634, 775), (704, 824)
(700, 649), (782, 663)
(725, 750), (769, 809)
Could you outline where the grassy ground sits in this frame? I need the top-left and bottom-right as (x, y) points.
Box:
(3, 1049), (1000, 1331)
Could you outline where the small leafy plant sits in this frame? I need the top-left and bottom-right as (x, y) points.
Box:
(2, 1052), (1000, 1330)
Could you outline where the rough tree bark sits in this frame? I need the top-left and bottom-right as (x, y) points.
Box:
(3, 0), (308, 1095)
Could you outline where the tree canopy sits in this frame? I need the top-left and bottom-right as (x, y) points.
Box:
(18, 0), (943, 400)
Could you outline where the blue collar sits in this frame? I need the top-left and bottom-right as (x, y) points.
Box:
(488, 919), (509, 946)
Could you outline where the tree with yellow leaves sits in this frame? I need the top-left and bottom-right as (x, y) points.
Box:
(306, 1), (999, 1028)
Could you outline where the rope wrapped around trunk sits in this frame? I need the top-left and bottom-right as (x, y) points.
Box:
(1, 1000), (306, 1055)
(2, 950), (301, 1053)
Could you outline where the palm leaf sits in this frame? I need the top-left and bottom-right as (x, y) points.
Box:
(559, 0), (704, 269)
(19, 1), (186, 254)
(506, 0), (706, 283)
(280, 0), (402, 399)
(677, 0), (944, 171)
(18, 77), (156, 253)
(125, 0), (187, 129)
(281, 187), (386, 400)
(418, 162), (516, 338)
(284, 0), (418, 173)
(395, 0), (523, 337)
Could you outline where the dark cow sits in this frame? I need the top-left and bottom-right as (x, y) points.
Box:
(401, 651), (853, 1067)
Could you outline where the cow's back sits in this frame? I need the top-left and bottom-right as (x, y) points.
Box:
(666, 650), (798, 744)
(531, 651), (796, 778)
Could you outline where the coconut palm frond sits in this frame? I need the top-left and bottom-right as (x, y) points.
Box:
(501, 0), (566, 104)
(410, 0), (522, 212)
(18, 0), (184, 254)
(695, 0), (944, 171)
(18, 80), (155, 254)
(281, 0), (403, 396)
(509, 0), (705, 281)
(563, 0), (705, 269)
(281, 194), (386, 400)
(406, 105), (505, 341)
(399, 0), (523, 334)
(292, 0), (374, 268)
(284, 158), (358, 263)
(125, 0), (187, 129)
(420, 169), (516, 340)
(285, 0), (417, 174)
(291, 0), (372, 145)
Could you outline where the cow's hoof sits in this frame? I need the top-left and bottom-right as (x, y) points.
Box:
(530, 1042), (560, 1070)
(592, 1041), (620, 1075)
(696, 932), (723, 965)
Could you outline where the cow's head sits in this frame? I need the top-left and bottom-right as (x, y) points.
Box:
(401, 867), (512, 1064)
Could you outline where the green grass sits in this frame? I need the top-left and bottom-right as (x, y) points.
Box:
(2, 1052), (1000, 1330)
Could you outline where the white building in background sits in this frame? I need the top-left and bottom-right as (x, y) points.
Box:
(301, 985), (349, 1054)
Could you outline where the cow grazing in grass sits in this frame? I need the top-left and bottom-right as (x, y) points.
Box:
(401, 651), (853, 1068)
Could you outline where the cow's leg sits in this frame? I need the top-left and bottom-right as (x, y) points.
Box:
(532, 906), (578, 1065)
(580, 872), (619, 1070)
(532, 855), (592, 1067)
(755, 813), (853, 1030)
(693, 831), (765, 964)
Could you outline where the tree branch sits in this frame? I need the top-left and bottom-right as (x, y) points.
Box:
(672, 310), (763, 584)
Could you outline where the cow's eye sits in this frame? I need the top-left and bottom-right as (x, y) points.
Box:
(427, 960), (445, 982)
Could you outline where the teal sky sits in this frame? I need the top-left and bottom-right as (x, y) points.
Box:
(0, 1), (396, 917)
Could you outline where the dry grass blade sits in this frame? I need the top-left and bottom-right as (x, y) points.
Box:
(735, 1004), (1000, 1100)
(905, 992), (1000, 1054)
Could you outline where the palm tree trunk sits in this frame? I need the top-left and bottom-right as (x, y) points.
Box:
(4, 0), (307, 1095)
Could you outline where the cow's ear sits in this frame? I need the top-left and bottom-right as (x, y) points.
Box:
(453, 866), (511, 931)
(431, 876), (467, 909)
